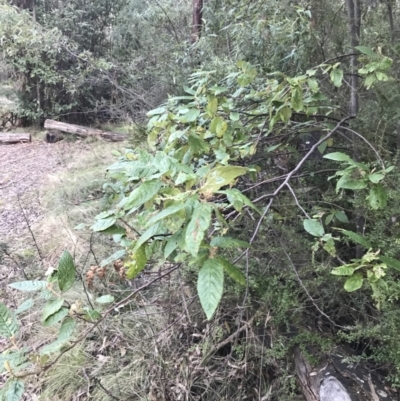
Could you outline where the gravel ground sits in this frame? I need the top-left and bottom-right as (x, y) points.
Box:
(0, 139), (72, 245)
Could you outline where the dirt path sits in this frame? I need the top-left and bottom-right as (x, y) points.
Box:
(0, 140), (73, 243)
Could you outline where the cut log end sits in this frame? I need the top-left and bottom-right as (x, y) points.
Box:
(0, 133), (31, 144)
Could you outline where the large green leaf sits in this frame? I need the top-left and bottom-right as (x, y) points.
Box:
(368, 173), (384, 183)
(355, 45), (378, 59)
(369, 184), (387, 210)
(43, 307), (69, 327)
(133, 222), (163, 251)
(121, 179), (161, 211)
(8, 281), (47, 292)
(331, 265), (355, 276)
(57, 317), (76, 342)
(344, 273), (363, 292)
(330, 67), (343, 87)
(181, 108), (200, 122)
(197, 259), (224, 319)
(291, 87), (303, 112)
(303, 219), (324, 237)
(380, 256), (400, 272)
(42, 298), (64, 323)
(339, 229), (372, 249)
(91, 217), (117, 232)
(188, 133), (210, 154)
(0, 303), (18, 338)
(323, 152), (350, 162)
(57, 250), (76, 292)
(146, 203), (187, 227)
(200, 166), (248, 196)
(126, 244), (147, 279)
(217, 258), (246, 285)
(220, 189), (260, 213)
(185, 202), (212, 256)
(5, 379), (24, 401)
(210, 236), (250, 248)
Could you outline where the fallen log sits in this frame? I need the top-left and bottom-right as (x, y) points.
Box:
(0, 133), (31, 144)
(44, 119), (127, 142)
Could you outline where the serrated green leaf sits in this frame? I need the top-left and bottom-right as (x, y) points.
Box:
(185, 202), (212, 256)
(188, 133), (210, 154)
(334, 211), (349, 223)
(303, 219), (324, 237)
(43, 307), (69, 327)
(369, 184), (387, 210)
(100, 249), (126, 268)
(0, 303), (18, 338)
(92, 217), (117, 232)
(339, 229), (372, 248)
(15, 299), (34, 315)
(217, 258), (246, 285)
(380, 256), (400, 271)
(8, 281), (47, 292)
(146, 203), (187, 228)
(330, 67), (343, 87)
(95, 295), (115, 304)
(122, 179), (161, 212)
(210, 236), (250, 248)
(197, 259), (224, 319)
(344, 273), (363, 292)
(42, 298), (64, 323)
(323, 152), (350, 162)
(331, 265), (355, 276)
(126, 244), (147, 279)
(325, 213), (334, 225)
(5, 379), (24, 401)
(201, 166), (248, 196)
(57, 250), (75, 292)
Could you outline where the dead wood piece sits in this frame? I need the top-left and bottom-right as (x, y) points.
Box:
(44, 119), (126, 142)
(45, 130), (64, 143)
(0, 133), (31, 144)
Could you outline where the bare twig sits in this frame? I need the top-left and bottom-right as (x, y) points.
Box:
(17, 194), (43, 262)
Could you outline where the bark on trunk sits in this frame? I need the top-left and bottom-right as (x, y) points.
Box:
(346, 0), (361, 117)
(0, 133), (31, 144)
(44, 120), (126, 142)
(191, 0), (203, 43)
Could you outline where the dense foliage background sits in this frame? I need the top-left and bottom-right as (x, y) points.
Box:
(2, 0), (400, 400)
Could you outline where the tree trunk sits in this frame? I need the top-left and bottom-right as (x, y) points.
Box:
(346, 0), (361, 117)
(191, 0), (203, 43)
(44, 120), (126, 142)
(0, 133), (31, 144)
